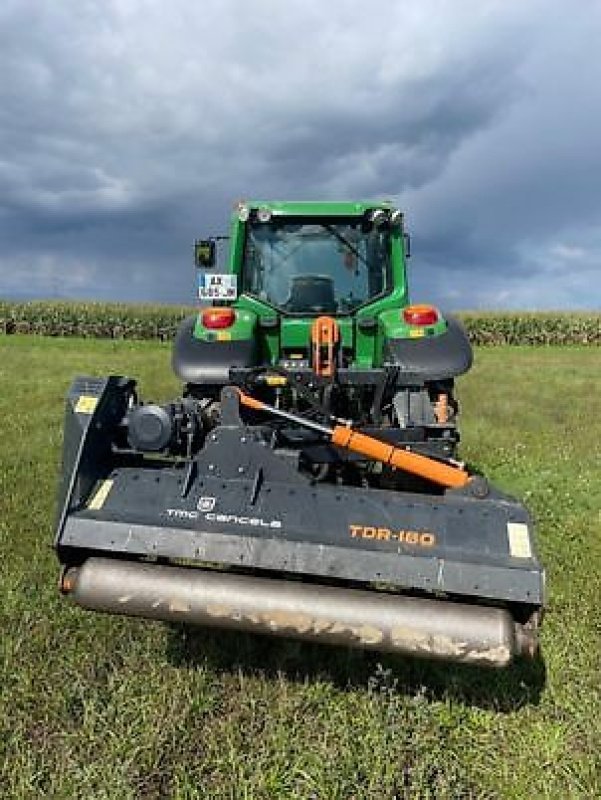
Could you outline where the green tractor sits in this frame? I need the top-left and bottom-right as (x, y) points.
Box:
(55, 200), (544, 668)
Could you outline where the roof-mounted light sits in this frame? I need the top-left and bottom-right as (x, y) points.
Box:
(257, 206), (272, 223)
(390, 209), (403, 227)
(369, 208), (388, 227)
(237, 203), (250, 222)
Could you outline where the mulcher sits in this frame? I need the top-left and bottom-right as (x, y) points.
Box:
(55, 201), (544, 667)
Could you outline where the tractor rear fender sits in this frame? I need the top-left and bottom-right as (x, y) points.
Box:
(382, 314), (473, 381)
(172, 314), (259, 385)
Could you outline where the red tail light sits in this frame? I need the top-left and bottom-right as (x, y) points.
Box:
(403, 304), (439, 326)
(201, 307), (236, 329)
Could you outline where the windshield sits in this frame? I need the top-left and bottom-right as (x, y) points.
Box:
(242, 220), (391, 314)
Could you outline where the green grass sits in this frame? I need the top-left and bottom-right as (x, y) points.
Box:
(0, 337), (600, 799)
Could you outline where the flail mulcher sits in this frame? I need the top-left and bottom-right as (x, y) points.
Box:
(55, 201), (544, 667)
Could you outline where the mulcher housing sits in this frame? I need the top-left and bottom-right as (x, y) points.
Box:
(55, 201), (544, 667)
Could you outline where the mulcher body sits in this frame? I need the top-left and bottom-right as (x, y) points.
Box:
(55, 201), (544, 667)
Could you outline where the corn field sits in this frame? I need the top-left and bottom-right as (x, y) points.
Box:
(0, 300), (599, 344)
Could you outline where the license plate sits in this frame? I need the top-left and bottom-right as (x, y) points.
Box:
(198, 273), (237, 301)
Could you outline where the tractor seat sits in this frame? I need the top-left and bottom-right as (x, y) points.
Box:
(286, 275), (337, 313)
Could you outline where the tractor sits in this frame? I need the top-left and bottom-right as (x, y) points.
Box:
(55, 200), (544, 667)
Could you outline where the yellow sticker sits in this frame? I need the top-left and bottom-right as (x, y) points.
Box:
(88, 479), (114, 511)
(409, 328), (425, 338)
(507, 523), (532, 559)
(75, 395), (98, 414)
(265, 375), (287, 387)
(216, 331), (232, 341)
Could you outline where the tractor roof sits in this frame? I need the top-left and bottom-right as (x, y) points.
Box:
(238, 200), (395, 217)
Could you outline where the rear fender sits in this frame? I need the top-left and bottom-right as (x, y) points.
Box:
(382, 314), (473, 381)
(171, 314), (258, 385)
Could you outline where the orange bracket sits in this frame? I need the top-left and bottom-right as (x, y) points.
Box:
(311, 316), (340, 378)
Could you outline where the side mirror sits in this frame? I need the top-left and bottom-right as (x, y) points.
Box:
(194, 239), (216, 268)
(404, 233), (411, 259)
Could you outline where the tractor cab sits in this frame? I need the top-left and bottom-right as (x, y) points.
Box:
(234, 202), (407, 316)
(241, 216), (392, 315)
(195, 201), (408, 314)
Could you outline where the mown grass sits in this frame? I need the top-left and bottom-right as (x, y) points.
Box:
(0, 337), (599, 799)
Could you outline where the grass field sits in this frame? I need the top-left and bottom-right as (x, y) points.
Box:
(0, 336), (600, 799)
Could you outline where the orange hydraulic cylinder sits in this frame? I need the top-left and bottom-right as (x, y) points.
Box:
(237, 391), (266, 412)
(237, 389), (470, 489)
(331, 426), (470, 489)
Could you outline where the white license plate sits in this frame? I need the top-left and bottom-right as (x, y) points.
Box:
(197, 273), (237, 301)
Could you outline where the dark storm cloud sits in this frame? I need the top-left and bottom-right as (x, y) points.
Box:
(0, 0), (599, 307)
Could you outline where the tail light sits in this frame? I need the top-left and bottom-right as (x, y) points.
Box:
(403, 304), (439, 326)
(201, 307), (236, 329)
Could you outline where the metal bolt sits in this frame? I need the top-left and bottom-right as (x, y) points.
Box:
(240, 436), (247, 443)
(238, 466), (245, 474)
(208, 464), (215, 471)
(469, 476), (490, 499)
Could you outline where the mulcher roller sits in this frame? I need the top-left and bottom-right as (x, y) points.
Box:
(63, 558), (536, 667)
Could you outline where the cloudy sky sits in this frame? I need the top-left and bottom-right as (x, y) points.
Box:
(1, 0), (599, 309)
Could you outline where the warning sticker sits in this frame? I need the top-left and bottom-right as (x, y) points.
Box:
(198, 273), (237, 301)
(74, 395), (98, 414)
(507, 522), (532, 559)
(88, 479), (114, 511)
